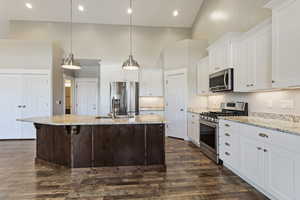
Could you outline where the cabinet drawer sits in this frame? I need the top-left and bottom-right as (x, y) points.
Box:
(188, 112), (200, 120)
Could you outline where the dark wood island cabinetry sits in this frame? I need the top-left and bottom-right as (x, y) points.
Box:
(20, 115), (166, 170)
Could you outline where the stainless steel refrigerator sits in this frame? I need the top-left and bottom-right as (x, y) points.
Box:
(110, 82), (139, 117)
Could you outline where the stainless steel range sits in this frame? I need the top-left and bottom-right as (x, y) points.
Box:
(199, 102), (248, 164)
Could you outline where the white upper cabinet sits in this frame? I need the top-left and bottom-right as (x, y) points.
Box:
(207, 33), (241, 74)
(265, 0), (300, 88)
(197, 57), (209, 95)
(235, 19), (272, 92)
(139, 68), (163, 97)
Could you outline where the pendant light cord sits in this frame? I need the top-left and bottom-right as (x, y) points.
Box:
(130, 0), (133, 56)
(70, 0), (73, 54)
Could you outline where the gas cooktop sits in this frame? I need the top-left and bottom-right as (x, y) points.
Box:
(199, 102), (248, 123)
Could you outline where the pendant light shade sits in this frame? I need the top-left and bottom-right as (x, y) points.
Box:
(122, 0), (140, 70)
(62, 0), (81, 70)
(122, 55), (140, 70)
(62, 53), (81, 70)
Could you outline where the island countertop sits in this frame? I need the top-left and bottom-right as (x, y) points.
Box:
(18, 114), (166, 126)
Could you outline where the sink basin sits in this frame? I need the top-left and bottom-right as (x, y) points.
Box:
(95, 115), (135, 119)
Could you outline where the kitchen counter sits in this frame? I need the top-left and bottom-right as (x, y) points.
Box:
(140, 107), (164, 111)
(187, 107), (221, 114)
(18, 114), (166, 126)
(220, 116), (300, 136)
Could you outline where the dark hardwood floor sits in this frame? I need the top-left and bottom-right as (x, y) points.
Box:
(0, 138), (269, 200)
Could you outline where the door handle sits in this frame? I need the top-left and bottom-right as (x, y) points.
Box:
(180, 109), (184, 111)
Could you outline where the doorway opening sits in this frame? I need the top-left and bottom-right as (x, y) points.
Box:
(64, 79), (73, 114)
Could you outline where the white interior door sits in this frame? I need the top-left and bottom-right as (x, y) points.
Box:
(21, 75), (50, 139)
(75, 79), (98, 116)
(0, 74), (22, 139)
(165, 70), (187, 139)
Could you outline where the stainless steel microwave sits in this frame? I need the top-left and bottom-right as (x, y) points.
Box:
(209, 68), (233, 92)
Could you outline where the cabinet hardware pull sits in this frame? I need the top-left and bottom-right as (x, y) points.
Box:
(272, 80), (275, 83)
(225, 133), (230, 137)
(225, 152), (230, 156)
(259, 133), (269, 138)
(17, 105), (22, 108)
(257, 147), (262, 150)
(225, 142), (230, 147)
(264, 149), (268, 152)
(225, 124), (230, 127)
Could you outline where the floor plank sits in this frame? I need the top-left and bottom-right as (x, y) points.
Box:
(0, 138), (269, 200)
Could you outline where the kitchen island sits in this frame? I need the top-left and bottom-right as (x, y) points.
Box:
(19, 115), (166, 170)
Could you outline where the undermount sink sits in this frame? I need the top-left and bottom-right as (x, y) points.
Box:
(95, 115), (135, 119)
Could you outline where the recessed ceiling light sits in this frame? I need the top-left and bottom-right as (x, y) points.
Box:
(127, 7), (133, 15)
(78, 5), (85, 12)
(173, 10), (179, 17)
(210, 11), (228, 21)
(25, 3), (33, 9)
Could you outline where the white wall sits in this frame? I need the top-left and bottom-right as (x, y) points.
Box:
(192, 0), (271, 44)
(9, 20), (191, 69)
(0, 39), (52, 69)
(0, 0), (9, 38)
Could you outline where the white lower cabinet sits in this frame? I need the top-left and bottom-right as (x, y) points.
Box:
(187, 112), (200, 146)
(240, 136), (266, 189)
(264, 143), (297, 200)
(219, 120), (300, 200)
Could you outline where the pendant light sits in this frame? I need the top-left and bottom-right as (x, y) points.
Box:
(122, 0), (140, 70)
(62, 0), (81, 70)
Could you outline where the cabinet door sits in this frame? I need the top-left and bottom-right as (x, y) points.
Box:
(187, 114), (193, 140)
(272, 0), (300, 88)
(264, 144), (296, 200)
(21, 75), (50, 139)
(254, 25), (272, 90)
(235, 39), (250, 92)
(197, 58), (209, 95)
(192, 119), (199, 145)
(0, 74), (22, 139)
(139, 68), (163, 96)
(240, 136), (265, 189)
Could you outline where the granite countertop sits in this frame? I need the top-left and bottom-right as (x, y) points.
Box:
(140, 107), (165, 111)
(220, 116), (300, 136)
(18, 114), (166, 126)
(187, 107), (221, 114)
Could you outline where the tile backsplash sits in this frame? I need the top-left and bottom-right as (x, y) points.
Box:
(139, 96), (164, 108)
(205, 89), (300, 115)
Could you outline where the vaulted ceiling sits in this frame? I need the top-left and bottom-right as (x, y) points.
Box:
(3, 0), (204, 28)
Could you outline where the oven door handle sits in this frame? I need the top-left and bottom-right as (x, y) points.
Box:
(199, 120), (217, 128)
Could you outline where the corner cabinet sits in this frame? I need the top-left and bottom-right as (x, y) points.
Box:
(197, 57), (209, 95)
(139, 68), (163, 97)
(235, 19), (272, 92)
(265, 0), (300, 88)
(219, 120), (300, 200)
(207, 33), (241, 74)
